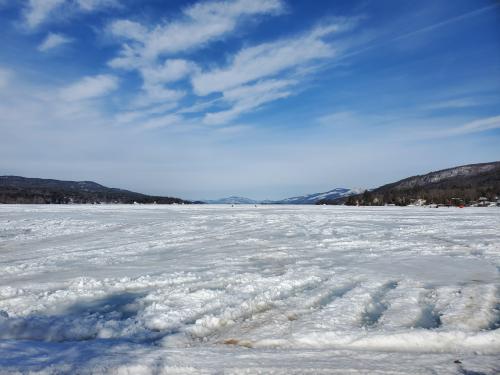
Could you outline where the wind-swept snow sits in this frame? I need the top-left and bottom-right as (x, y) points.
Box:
(0, 205), (499, 374)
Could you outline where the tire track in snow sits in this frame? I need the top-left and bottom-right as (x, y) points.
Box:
(378, 284), (442, 330)
(215, 280), (361, 344)
(436, 284), (499, 331)
(360, 280), (399, 327)
(185, 275), (325, 340)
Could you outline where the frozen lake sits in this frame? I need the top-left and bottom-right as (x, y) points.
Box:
(0, 205), (499, 374)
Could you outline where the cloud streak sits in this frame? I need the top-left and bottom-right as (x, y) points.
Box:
(107, 0), (285, 116)
(441, 115), (500, 137)
(23, 0), (118, 29)
(38, 32), (72, 51)
(24, 0), (66, 29)
(192, 23), (343, 96)
(193, 21), (355, 124)
(109, 0), (284, 64)
(203, 79), (295, 125)
(60, 74), (119, 101)
(110, 16), (356, 126)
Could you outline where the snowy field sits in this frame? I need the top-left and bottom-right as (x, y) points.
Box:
(0, 204), (499, 374)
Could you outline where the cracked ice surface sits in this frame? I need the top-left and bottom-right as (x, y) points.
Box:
(0, 204), (499, 374)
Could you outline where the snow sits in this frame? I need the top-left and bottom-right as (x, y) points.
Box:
(0, 204), (499, 374)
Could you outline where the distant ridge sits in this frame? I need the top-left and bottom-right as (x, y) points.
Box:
(275, 188), (363, 204)
(203, 188), (361, 205)
(203, 196), (260, 204)
(0, 176), (191, 204)
(317, 162), (500, 206)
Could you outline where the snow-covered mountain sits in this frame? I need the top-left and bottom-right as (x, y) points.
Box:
(204, 189), (363, 205)
(275, 188), (364, 204)
(204, 196), (260, 204)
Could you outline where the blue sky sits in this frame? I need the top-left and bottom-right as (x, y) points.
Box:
(0, 0), (499, 200)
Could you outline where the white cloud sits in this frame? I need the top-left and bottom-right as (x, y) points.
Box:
(177, 98), (220, 114)
(132, 86), (185, 109)
(423, 98), (481, 110)
(23, 0), (118, 29)
(24, 0), (66, 29)
(443, 115), (500, 136)
(108, 20), (148, 45)
(107, 3), (354, 126)
(204, 79), (295, 125)
(106, 0), (292, 123)
(109, 0), (283, 64)
(390, 114), (500, 141)
(317, 111), (360, 127)
(192, 24), (340, 96)
(76, 0), (118, 11)
(141, 59), (197, 85)
(115, 102), (178, 124)
(38, 32), (72, 52)
(60, 74), (119, 101)
(193, 21), (355, 125)
(139, 114), (183, 130)
(128, 59), (196, 108)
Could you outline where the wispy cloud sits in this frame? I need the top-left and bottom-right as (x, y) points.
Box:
(439, 115), (500, 137)
(391, 4), (499, 44)
(23, 0), (118, 29)
(24, 0), (66, 29)
(76, 0), (119, 11)
(192, 23), (346, 95)
(338, 4), (500, 61)
(141, 59), (196, 85)
(109, 16), (357, 127)
(60, 74), (119, 101)
(107, 0), (284, 114)
(195, 21), (355, 124)
(317, 110), (500, 141)
(38, 32), (72, 52)
(317, 111), (361, 127)
(131, 59), (197, 108)
(109, 0), (284, 63)
(115, 102), (179, 125)
(177, 99), (221, 114)
(138, 114), (183, 130)
(422, 97), (485, 111)
(204, 79), (295, 125)
(110, 16), (356, 128)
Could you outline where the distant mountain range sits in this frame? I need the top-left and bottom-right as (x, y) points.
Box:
(203, 196), (262, 205)
(275, 188), (364, 204)
(204, 188), (363, 205)
(3, 161), (499, 206)
(0, 176), (191, 204)
(318, 162), (500, 206)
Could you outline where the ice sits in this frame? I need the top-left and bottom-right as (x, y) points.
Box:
(0, 204), (499, 374)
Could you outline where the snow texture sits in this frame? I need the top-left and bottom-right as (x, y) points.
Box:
(0, 204), (499, 374)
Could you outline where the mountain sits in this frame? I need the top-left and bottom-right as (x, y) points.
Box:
(317, 162), (500, 206)
(275, 188), (363, 204)
(203, 189), (361, 205)
(0, 176), (191, 204)
(203, 196), (260, 204)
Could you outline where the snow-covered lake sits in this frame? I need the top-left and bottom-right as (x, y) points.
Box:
(0, 204), (499, 374)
